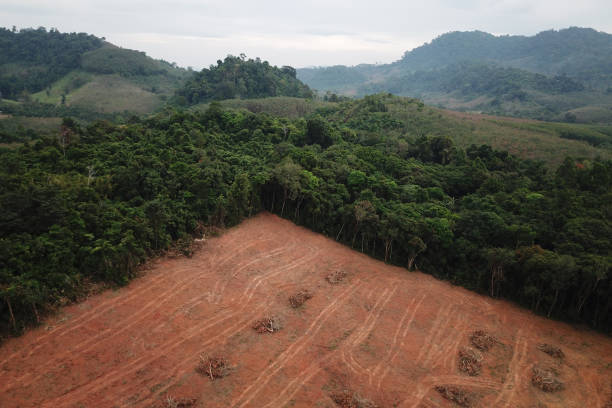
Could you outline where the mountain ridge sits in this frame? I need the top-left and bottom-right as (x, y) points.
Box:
(297, 27), (612, 123)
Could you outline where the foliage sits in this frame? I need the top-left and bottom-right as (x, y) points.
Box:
(175, 55), (313, 104)
(0, 27), (102, 98)
(0, 101), (611, 338)
(0, 99), (124, 122)
(80, 46), (176, 77)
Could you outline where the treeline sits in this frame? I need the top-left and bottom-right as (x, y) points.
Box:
(0, 99), (127, 123)
(0, 100), (610, 336)
(175, 55), (313, 105)
(0, 27), (102, 99)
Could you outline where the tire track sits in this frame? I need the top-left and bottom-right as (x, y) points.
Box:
(230, 281), (363, 408)
(370, 296), (417, 381)
(404, 373), (502, 408)
(375, 293), (427, 391)
(40, 299), (272, 408)
(351, 285), (398, 385)
(2, 238), (290, 392)
(260, 363), (322, 408)
(33, 235), (302, 406)
(258, 283), (400, 408)
(415, 303), (454, 367)
(426, 309), (469, 370)
(341, 286), (396, 380)
(0, 235), (271, 370)
(493, 329), (528, 407)
(133, 243), (322, 407)
(127, 298), (276, 408)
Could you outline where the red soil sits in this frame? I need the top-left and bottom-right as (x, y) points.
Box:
(1, 213), (611, 408)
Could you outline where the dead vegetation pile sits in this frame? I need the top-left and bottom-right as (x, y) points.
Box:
(458, 347), (483, 376)
(470, 330), (496, 351)
(434, 385), (474, 407)
(531, 366), (564, 392)
(326, 270), (347, 284)
(164, 396), (197, 408)
(538, 343), (565, 360)
(252, 316), (282, 333)
(196, 355), (230, 380)
(289, 289), (313, 308)
(330, 390), (378, 408)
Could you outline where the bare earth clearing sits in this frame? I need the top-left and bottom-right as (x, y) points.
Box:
(1, 213), (611, 407)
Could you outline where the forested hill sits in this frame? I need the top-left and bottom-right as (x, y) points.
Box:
(297, 28), (612, 123)
(1, 96), (611, 337)
(174, 55), (313, 105)
(0, 27), (103, 99)
(397, 27), (612, 88)
(0, 26), (189, 117)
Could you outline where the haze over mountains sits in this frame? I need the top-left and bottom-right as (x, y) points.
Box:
(298, 27), (612, 123)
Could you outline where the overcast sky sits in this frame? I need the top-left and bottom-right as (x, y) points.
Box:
(1, 0), (611, 69)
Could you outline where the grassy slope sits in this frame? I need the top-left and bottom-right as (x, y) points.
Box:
(224, 96), (611, 167)
(439, 110), (611, 165)
(67, 75), (162, 114)
(32, 72), (170, 115)
(385, 98), (611, 166)
(30, 45), (189, 115)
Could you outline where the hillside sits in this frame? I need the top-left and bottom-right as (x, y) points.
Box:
(174, 55), (313, 105)
(1, 100), (611, 342)
(217, 95), (612, 167)
(298, 28), (612, 123)
(1, 214), (611, 407)
(0, 27), (189, 117)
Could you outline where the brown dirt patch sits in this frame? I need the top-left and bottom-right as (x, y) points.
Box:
(0, 213), (610, 408)
(289, 289), (313, 308)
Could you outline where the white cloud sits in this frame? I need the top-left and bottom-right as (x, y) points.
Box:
(1, 0), (610, 68)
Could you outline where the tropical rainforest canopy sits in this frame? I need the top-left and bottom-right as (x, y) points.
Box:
(1, 94), (611, 337)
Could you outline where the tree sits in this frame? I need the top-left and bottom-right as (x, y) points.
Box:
(406, 236), (426, 270)
(273, 160), (303, 216)
(305, 116), (334, 148)
(486, 248), (515, 297)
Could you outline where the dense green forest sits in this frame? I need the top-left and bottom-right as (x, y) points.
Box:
(175, 55), (313, 105)
(1, 94), (610, 338)
(297, 28), (612, 123)
(0, 27), (103, 99)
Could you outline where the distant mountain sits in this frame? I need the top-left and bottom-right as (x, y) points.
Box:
(298, 28), (612, 123)
(397, 27), (612, 88)
(174, 55), (313, 105)
(0, 26), (189, 116)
